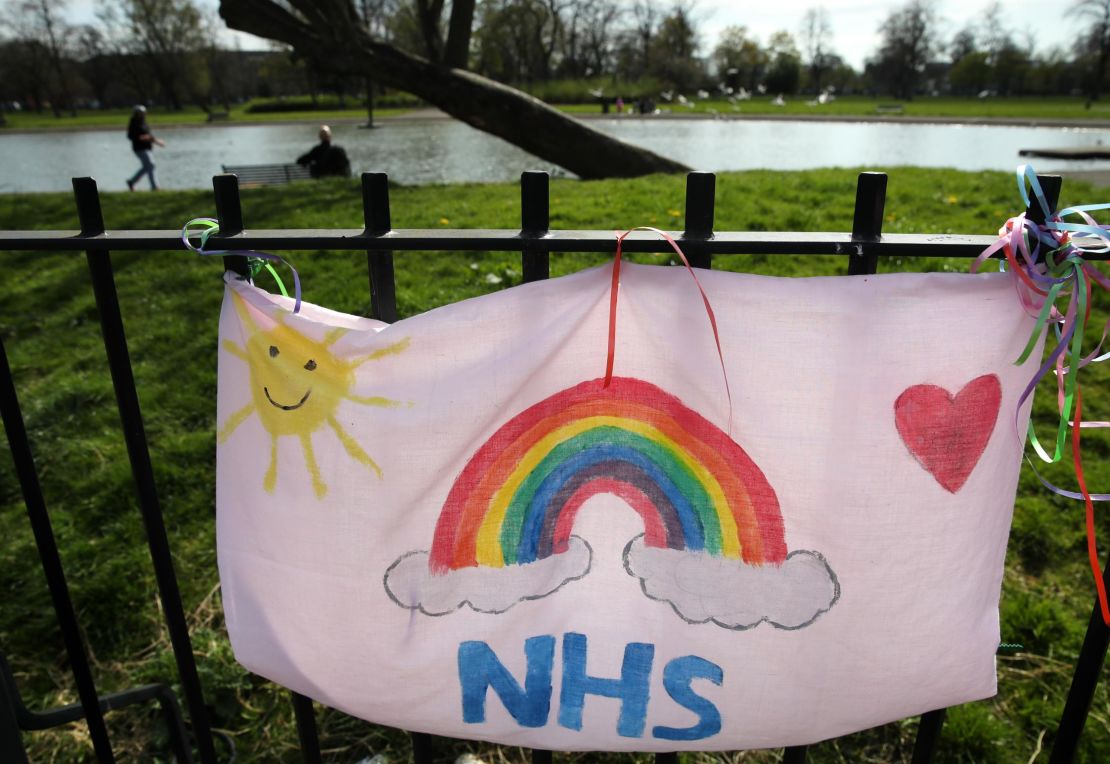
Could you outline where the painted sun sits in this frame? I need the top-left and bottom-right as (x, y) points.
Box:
(219, 292), (410, 498)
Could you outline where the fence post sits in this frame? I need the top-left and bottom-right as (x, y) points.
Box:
(783, 171), (894, 764)
(1051, 555), (1110, 762)
(360, 169), (428, 762)
(0, 333), (115, 762)
(212, 174), (250, 278)
(0, 668), (28, 764)
(521, 171), (550, 283)
(522, 167), (553, 764)
(682, 172), (715, 270)
(215, 170), (329, 763)
(74, 177), (219, 764)
(911, 709), (948, 763)
(1026, 175), (1061, 227)
(848, 172), (887, 275)
(291, 692), (322, 764)
(412, 729), (434, 764)
(363, 172), (398, 323)
(1037, 172), (1110, 764)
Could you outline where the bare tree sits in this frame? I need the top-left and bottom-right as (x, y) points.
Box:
(712, 25), (767, 92)
(474, 0), (567, 83)
(798, 6), (833, 93)
(75, 25), (114, 107)
(949, 26), (976, 64)
(4, 0), (76, 116)
(576, 0), (620, 77)
(978, 2), (1029, 96)
(649, 4), (703, 91)
(218, 0), (688, 178)
(0, 38), (50, 111)
(872, 0), (936, 99)
(200, 10), (235, 111)
(765, 30), (801, 94)
(631, 0), (659, 75)
(1070, 0), (1110, 100)
(357, 0), (398, 126)
(105, 0), (207, 110)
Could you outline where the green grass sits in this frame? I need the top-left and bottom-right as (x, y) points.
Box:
(558, 95), (1110, 121)
(1, 168), (1109, 762)
(1, 100), (414, 131)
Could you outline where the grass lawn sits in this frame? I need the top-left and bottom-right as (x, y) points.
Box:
(1, 102), (413, 131)
(1, 168), (1109, 762)
(559, 95), (1110, 122)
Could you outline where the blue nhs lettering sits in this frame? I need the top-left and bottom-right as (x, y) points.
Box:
(457, 633), (723, 740)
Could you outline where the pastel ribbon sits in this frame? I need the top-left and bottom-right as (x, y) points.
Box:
(974, 165), (1110, 623)
(182, 217), (303, 313)
(606, 227), (733, 435)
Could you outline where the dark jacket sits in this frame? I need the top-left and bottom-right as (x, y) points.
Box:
(296, 141), (351, 178)
(127, 115), (153, 151)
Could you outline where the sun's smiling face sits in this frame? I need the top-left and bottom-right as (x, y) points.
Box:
(220, 290), (411, 498)
(244, 321), (351, 437)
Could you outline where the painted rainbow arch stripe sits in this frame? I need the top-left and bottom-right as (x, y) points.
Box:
(430, 377), (787, 573)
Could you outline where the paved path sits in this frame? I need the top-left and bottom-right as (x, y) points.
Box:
(1055, 170), (1110, 188)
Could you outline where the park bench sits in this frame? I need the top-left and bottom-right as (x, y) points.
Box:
(221, 162), (312, 187)
(206, 111), (230, 122)
(0, 170), (1105, 764)
(875, 103), (904, 114)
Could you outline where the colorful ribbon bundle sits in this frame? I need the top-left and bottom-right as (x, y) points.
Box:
(181, 217), (303, 313)
(973, 165), (1110, 624)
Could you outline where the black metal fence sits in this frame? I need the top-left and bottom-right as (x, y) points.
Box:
(0, 170), (1105, 763)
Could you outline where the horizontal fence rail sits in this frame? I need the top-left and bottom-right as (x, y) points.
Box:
(0, 169), (1104, 764)
(2, 227), (1004, 257)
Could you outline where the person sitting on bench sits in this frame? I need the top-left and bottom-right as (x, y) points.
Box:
(296, 125), (351, 178)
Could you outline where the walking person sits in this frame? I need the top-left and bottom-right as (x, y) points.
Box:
(126, 105), (165, 191)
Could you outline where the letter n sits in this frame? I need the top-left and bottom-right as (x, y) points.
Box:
(458, 636), (555, 727)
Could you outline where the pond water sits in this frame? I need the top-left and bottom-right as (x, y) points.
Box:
(1, 117), (1107, 193)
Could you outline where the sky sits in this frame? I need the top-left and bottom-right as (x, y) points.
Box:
(69, 0), (1073, 72)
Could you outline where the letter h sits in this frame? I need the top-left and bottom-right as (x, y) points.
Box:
(558, 632), (654, 738)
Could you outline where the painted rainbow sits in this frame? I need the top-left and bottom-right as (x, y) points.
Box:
(429, 377), (787, 573)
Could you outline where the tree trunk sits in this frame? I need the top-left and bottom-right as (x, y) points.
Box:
(219, 0), (688, 179)
(414, 0), (445, 62)
(443, 0), (475, 69)
(365, 77), (375, 127)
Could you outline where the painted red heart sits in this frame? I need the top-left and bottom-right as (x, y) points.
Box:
(894, 374), (1002, 493)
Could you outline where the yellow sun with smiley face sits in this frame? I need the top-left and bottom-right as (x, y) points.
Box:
(219, 292), (410, 498)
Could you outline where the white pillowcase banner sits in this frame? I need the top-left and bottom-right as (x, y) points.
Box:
(216, 262), (1040, 751)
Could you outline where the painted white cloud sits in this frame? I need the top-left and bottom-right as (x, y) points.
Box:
(384, 537), (593, 615)
(622, 536), (840, 630)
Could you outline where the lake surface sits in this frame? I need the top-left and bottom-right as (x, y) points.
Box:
(1, 117), (1107, 193)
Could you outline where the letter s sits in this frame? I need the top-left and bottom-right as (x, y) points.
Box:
(651, 655), (723, 741)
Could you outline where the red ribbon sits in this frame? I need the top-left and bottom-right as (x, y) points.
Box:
(604, 227), (733, 434)
(1073, 387), (1110, 624)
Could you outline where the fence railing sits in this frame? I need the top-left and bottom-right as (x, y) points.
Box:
(0, 170), (1105, 763)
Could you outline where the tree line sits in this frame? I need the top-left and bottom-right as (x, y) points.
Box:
(3, 0), (1110, 118)
(1, 0), (248, 114)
